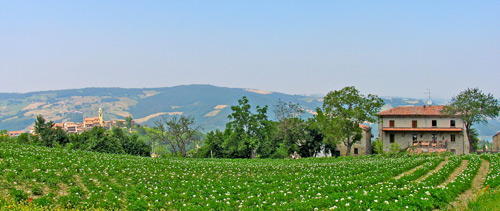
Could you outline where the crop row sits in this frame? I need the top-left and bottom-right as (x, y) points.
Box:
(0, 142), (496, 210)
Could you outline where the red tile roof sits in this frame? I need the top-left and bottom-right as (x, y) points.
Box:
(382, 127), (462, 132)
(378, 105), (454, 116)
(359, 124), (371, 130)
(8, 131), (24, 137)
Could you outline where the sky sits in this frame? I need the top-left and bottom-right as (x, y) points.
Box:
(1, 1), (499, 99)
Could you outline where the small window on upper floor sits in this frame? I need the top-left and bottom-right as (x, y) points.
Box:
(412, 120), (418, 128)
(451, 135), (456, 142)
(389, 120), (395, 127)
(432, 120), (437, 127)
(450, 120), (456, 127)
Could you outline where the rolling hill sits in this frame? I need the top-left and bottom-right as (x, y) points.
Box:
(0, 85), (324, 132)
(0, 84), (498, 140)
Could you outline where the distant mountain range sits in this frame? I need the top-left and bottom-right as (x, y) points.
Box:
(1, 84), (498, 141)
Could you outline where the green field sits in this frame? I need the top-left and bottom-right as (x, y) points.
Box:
(0, 142), (498, 210)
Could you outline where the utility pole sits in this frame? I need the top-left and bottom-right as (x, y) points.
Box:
(424, 89), (431, 105)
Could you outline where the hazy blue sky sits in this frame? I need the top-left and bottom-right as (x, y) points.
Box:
(1, 1), (499, 99)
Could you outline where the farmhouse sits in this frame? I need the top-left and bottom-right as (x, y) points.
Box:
(335, 124), (373, 156)
(493, 132), (500, 152)
(316, 124), (372, 157)
(377, 105), (468, 155)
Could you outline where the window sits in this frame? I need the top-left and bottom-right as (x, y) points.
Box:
(432, 120), (437, 127)
(389, 134), (395, 143)
(354, 148), (359, 155)
(389, 120), (395, 127)
(412, 134), (418, 143)
(450, 149), (456, 154)
(412, 120), (418, 128)
(450, 120), (456, 127)
(451, 135), (456, 142)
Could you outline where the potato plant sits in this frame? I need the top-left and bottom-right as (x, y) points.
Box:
(0, 142), (496, 210)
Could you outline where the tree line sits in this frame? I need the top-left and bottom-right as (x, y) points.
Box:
(0, 86), (397, 158)
(2, 86), (497, 158)
(195, 86), (384, 158)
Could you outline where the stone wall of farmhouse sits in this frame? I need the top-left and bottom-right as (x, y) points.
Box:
(336, 129), (372, 156)
(493, 133), (500, 152)
(380, 130), (466, 155)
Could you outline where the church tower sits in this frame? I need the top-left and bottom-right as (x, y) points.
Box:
(99, 108), (103, 127)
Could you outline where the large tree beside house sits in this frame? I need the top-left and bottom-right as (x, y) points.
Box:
(442, 88), (500, 153)
(316, 86), (383, 156)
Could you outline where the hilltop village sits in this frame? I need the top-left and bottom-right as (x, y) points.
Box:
(51, 108), (134, 134)
(7, 108), (133, 137)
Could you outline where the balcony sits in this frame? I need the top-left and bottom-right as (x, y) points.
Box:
(409, 140), (449, 153)
(383, 127), (462, 132)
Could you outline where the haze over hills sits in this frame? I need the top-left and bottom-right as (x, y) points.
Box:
(0, 84), (498, 140)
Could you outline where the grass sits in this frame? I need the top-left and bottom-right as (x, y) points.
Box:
(467, 187), (500, 211)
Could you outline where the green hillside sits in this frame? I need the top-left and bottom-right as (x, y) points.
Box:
(0, 85), (323, 132)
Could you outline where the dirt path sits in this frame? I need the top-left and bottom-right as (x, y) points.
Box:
(416, 157), (449, 182)
(441, 160), (469, 186)
(394, 165), (423, 180)
(443, 159), (490, 210)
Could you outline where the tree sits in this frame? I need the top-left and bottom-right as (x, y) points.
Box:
(297, 118), (324, 157)
(469, 128), (481, 152)
(165, 116), (200, 157)
(372, 139), (384, 155)
(125, 116), (133, 129)
(149, 119), (179, 156)
(0, 130), (8, 142)
(316, 86), (383, 156)
(34, 115), (69, 147)
(442, 88), (500, 153)
(76, 126), (123, 154)
(199, 130), (226, 158)
(224, 96), (271, 158)
(273, 100), (305, 156)
(148, 116), (200, 157)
